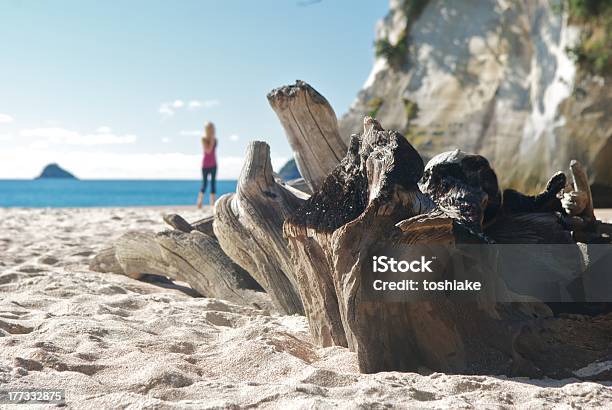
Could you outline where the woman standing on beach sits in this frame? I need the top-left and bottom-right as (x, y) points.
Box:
(197, 121), (217, 208)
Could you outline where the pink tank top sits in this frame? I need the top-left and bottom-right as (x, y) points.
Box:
(202, 140), (217, 168)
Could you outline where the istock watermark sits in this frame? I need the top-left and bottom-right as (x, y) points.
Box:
(372, 255), (434, 273)
(364, 244), (612, 303)
(370, 254), (482, 294)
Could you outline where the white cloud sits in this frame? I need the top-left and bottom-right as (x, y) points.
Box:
(179, 130), (202, 136)
(19, 127), (137, 146)
(229, 134), (240, 142)
(161, 137), (171, 143)
(202, 99), (220, 108)
(0, 147), (287, 180)
(160, 99), (219, 117)
(187, 100), (202, 110)
(0, 134), (12, 141)
(188, 99), (219, 110)
(96, 126), (112, 133)
(159, 103), (174, 117)
(0, 114), (14, 124)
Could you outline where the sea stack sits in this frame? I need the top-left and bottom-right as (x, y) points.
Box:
(35, 163), (78, 179)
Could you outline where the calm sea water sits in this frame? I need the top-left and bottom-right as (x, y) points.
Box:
(0, 179), (237, 208)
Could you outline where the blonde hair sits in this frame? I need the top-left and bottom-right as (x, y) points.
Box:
(202, 122), (216, 151)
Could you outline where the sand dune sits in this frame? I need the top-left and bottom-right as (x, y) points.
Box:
(0, 207), (611, 408)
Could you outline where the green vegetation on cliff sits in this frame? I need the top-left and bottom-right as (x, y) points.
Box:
(566, 0), (612, 76)
(402, 98), (419, 122)
(367, 97), (384, 118)
(374, 0), (429, 68)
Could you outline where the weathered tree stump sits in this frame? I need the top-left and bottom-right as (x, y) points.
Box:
(213, 141), (307, 315)
(285, 117), (612, 379)
(267, 80), (347, 191)
(284, 117), (435, 348)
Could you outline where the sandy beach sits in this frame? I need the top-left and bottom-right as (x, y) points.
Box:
(0, 207), (611, 408)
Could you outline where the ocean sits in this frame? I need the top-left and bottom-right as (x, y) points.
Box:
(0, 179), (237, 208)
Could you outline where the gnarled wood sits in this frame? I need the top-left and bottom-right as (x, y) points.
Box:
(285, 117), (612, 379)
(114, 230), (167, 279)
(192, 214), (216, 238)
(282, 177), (312, 195)
(163, 213), (194, 233)
(284, 117), (435, 348)
(419, 149), (502, 231)
(267, 80), (347, 191)
(213, 141), (306, 315)
(563, 160), (596, 222)
(162, 212), (219, 239)
(155, 230), (266, 307)
(89, 245), (123, 275)
(91, 229), (269, 310)
(502, 172), (566, 215)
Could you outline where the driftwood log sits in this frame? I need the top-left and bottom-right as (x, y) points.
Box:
(284, 117), (612, 379)
(89, 228), (270, 310)
(89, 78), (612, 380)
(267, 80), (347, 192)
(213, 141), (307, 315)
(89, 245), (123, 275)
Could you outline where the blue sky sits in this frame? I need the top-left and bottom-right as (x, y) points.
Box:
(0, 0), (388, 179)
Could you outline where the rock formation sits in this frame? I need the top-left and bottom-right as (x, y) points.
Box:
(35, 163), (78, 179)
(334, 0), (612, 206)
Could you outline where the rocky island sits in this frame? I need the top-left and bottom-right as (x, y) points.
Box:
(35, 163), (78, 180)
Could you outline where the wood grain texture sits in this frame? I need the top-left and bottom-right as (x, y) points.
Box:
(91, 229), (270, 310)
(268, 80), (347, 191)
(213, 141), (306, 315)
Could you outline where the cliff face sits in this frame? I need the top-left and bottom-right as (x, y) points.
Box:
(339, 0), (612, 205)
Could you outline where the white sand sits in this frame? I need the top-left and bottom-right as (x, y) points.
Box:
(0, 207), (611, 408)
